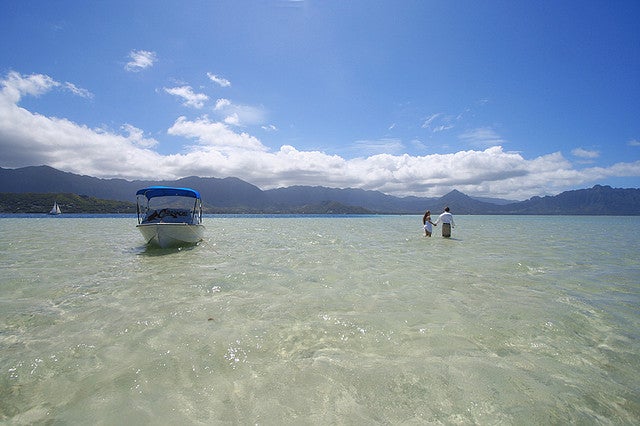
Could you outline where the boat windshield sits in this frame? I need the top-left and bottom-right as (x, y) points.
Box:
(136, 194), (202, 225)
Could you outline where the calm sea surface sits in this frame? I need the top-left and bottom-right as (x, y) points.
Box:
(1, 215), (638, 424)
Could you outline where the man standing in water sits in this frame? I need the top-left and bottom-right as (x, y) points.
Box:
(434, 207), (455, 238)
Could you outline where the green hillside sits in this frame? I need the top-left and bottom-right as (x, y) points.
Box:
(0, 193), (136, 214)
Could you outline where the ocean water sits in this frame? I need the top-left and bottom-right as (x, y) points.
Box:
(0, 215), (638, 424)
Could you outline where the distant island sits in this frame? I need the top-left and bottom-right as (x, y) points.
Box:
(1, 165), (639, 215)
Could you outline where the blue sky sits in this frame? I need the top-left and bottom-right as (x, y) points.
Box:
(1, 0), (638, 200)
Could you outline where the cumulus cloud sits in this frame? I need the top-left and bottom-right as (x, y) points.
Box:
(214, 98), (231, 110)
(164, 86), (209, 108)
(207, 72), (231, 87)
(121, 124), (158, 148)
(0, 71), (58, 103)
(628, 139), (640, 147)
(2, 71), (640, 200)
(224, 113), (240, 126)
(125, 50), (157, 72)
(0, 71), (163, 178)
(167, 115), (268, 152)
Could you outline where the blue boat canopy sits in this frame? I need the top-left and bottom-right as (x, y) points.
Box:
(136, 186), (202, 200)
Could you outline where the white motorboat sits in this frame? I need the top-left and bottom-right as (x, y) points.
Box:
(136, 186), (205, 248)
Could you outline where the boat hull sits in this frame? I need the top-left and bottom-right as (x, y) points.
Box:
(137, 223), (205, 248)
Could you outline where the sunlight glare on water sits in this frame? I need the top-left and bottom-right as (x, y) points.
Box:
(0, 215), (639, 424)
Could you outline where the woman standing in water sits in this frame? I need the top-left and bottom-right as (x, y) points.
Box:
(422, 210), (435, 237)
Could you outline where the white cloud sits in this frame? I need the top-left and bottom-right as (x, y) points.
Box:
(422, 112), (456, 133)
(350, 138), (405, 156)
(63, 82), (94, 99)
(207, 72), (231, 87)
(0, 72), (52, 104)
(433, 124), (454, 132)
(125, 50), (157, 72)
(167, 115), (268, 152)
(213, 98), (266, 127)
(628, 139), (640, 147)
(459, 127), (506, 147)
(121, 124), (158, 148)
(0, 71), (92, 103)
(2, 71), (640, 200)
(164, 86), (209, 109)
(214, 98), (231, 110)
(571, 147), (600, 159)
(224, 113), (240, 126)
(422, 113), (441, 129)
(0, 71), (163, 178)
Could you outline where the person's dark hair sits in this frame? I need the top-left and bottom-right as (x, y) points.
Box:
(444, 207), (450, 212)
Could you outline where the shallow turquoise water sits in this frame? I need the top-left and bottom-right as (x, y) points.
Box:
(1, 215), (639, 423)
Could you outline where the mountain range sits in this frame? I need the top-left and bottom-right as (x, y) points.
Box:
(1, 165), (639, 215)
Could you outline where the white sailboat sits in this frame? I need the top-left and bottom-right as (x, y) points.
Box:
(48, 201), (62, 215)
